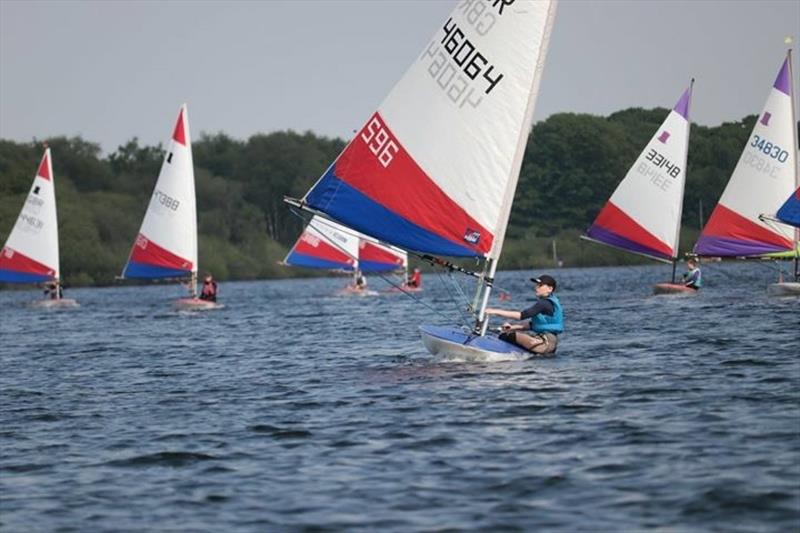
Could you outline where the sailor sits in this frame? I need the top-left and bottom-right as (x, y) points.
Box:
(485, 274), (564, 355)
(199, 273), (218, 302)
(43, 281), (62, 300)
(682, 258), (702, 290)
(355, 273), (367, 290)
(407, 267), (422, 288)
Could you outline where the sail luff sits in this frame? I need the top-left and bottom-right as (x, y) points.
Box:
(487, 0), (558, 261)
(671, 79), (695, 260)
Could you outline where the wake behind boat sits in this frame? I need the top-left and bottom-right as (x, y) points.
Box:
(0, 148), (78, 309)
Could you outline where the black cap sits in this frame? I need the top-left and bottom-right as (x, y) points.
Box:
(530, 275), (557, 290)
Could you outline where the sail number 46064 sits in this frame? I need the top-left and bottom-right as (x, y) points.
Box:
(750, 135), (789, 163)
(361, 116), (399, 168)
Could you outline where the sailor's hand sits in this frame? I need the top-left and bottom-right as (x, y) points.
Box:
(502, 322), (512, 331)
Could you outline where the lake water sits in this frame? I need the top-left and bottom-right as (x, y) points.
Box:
(1, 262), (798, 531)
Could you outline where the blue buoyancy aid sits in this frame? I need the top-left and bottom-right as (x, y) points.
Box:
(684, 268), (702, 288)
(531, 295), (564, 334)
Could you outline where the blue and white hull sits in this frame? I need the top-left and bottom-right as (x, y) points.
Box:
(420, 325), (531, 362)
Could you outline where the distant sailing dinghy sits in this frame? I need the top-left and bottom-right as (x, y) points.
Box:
(765, 186), (800, 295)
(583, 82), (696, 296)
(120, 104), (218, 310)
(287, 0), (558, 359)
(0, 149), (77, 308)
(283, 215), (407, 296)
(695, 52), (798, 295)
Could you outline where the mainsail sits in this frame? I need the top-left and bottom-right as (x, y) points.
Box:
(283, 216), (359, 271)
(298, 0), (557, 263)
(695, 54), (796, 256)
(283, 215), (406, 273)
(122, 104), (198, 279)
(0, 149), (60, 283)
(585, 82), (694, 263)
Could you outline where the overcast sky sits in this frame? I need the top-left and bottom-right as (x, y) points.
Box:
(1, 0), (798, 153)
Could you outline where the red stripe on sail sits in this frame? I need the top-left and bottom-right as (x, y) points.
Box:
(0, 247), (55, 277)
(294, 232), (355, 267)
(129, 234), (193, 271)
(36, 152), (51, 181)
(334, 112), (493, 256)
(594, 202), (673, 258)
(172, 108), (186, 146)
(359, 241), (403, 266)
(701, 203), (793, 249)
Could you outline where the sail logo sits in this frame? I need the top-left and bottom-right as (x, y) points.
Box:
(463, 229), (481, 244)
(2, 247), (13, 259)
(761, 112), (771, 126)
(657, 131), (670, 144)
(361, 114), (399, 168)
(135, 235), (149, 249)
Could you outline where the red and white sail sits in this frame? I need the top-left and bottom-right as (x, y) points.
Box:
(695, 54), (796, 256)
(283, 216), (359, 271)
(0, 149), (60, 283)
(122, 104), (198, 278)
(585, 83), (694, 262)
(301, 1), (557, 260)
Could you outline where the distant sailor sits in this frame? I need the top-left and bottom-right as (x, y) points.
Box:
(199, 273), (218, 302)
(682, 258), (702, 290)
(43, 281), (62, 300)
(355, 273), (367, 291)
(485, 274), (564, 355)
(407, 267), (422, 288)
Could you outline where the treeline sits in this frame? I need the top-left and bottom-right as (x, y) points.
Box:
(0, 108), (772, 285)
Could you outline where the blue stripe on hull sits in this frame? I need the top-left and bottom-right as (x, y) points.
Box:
(0, 269), (53, 283)
(123, 262), (191, 279)
(285, 252), (354, 271)
(420, 325), (529, 355)
(306, 170), (479, 258)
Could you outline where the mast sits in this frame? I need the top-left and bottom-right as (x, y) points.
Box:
(789, 48), (799, 280)
(670, 78), (695, 284)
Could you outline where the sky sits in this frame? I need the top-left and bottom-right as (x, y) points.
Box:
(1, 0), (798, 153)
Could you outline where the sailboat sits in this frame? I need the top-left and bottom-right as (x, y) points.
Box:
(695, 51), (798, 294)
(582, 82), (695, 295)
(0, 148), (77, 308)
(120, 104), (217, 310)
(283, 215), (407, 295)
(286, 0), (558, 358)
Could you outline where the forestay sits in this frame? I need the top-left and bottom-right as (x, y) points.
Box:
(301, 0), (557, 260)
(695, 55), (796, 256)
(0, 149), (60, 283)
(585, 83), (693, 262)
(122, 104), (198, 279)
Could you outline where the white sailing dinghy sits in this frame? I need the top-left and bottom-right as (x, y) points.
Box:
(694, 52), (798, 295)
(283, 215), (407, 296)
(0, 148), (78, 308)
(120, 104), (217, 310)
(582, 81), (696, 295)
(286, 0), (558, 359)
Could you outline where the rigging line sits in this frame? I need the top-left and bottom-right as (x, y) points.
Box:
(435, 269), (472, 327)
(286, 206), (453, 321)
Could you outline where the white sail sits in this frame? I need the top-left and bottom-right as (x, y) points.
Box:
(0, 148), (60, 282)
(123, 104), (198, 278)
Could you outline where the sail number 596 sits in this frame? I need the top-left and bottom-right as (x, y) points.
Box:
(361, 116), (399, 168)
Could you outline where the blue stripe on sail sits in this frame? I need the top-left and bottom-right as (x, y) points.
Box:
(777, 194), (800, 228)
(0, 269), (53, 283)
(285, 251), (355, 271)
(123, 262), (192, 279)
(306, 170), (479, 258)
(359, 260), (402, 273)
